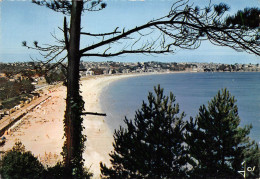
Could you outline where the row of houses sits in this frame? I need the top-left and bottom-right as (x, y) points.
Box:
(0, 95), (39, 120)
(3, 61), (260, 80)
(199, 63), (260, 72)
(79, 61), (175, 76)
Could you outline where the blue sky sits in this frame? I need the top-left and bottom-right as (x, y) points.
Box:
(0, 0), (259, 64)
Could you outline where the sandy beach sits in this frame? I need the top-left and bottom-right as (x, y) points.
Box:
(81, 74), (138, 177)
(1, 85), (66, 166)
(0, 74), (140, 178)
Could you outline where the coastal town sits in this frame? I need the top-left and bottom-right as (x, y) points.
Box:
(2, 61), (260, 79)
(1, 60), (260, 122)
(80, 61), (260, 75)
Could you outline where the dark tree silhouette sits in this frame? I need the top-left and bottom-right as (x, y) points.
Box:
(0, 142), (44, 179)
(226, 7), (260, 29)
(186, 89), (260, 178)
(100, 85), (188, 178)
(22, 0), (260, 177)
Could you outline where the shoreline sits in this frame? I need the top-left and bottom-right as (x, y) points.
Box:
(0, 72), (148, 178)
(81, 73), (145, 178)
(0, 71), (186, 178)
(0, 71), (202, 178)
(0, 71), (259, 177)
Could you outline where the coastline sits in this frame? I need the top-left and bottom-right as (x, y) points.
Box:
(0, 72), (148, 178)
(81, 71), (198, 177)
(81, 73), (145, 177)
(0, 70), (259, 177)
(2, 71), (259, 177)
(0, 71), (185, 178)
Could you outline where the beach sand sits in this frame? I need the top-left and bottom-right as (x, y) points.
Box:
(1, 86), (66, 165)
(0, 74), (138, 178)
(81, 74), (140, 177)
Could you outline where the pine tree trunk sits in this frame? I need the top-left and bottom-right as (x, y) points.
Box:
(63, 0), (83, 175)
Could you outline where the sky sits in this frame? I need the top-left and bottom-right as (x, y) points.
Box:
(0, 0), (259, 64)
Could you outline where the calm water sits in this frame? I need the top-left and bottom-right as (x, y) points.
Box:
(100, 72), (260, 143)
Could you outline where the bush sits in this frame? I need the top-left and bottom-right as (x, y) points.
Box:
(0, 142), (44, 179)
(0, 78), (35, 101)
(1, 93), (35, 109)
(45, 70), (66, 84)
(43, 162), (93, 179)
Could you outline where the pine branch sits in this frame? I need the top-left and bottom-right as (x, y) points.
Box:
(81, 49), (172, 57)
(81, 112), (107, 116)
(80, 27), (121, 36)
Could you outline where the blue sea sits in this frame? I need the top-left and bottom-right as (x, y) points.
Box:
(100, 72), (260, 144)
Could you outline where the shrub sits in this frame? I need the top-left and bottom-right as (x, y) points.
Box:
(42, 164), (93, 179)
(0, 141), (44, 179)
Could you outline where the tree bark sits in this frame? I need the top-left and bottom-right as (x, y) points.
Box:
(63, 0), (83, 175)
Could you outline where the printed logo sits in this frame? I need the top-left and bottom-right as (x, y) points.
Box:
(238, 161), (256, 178)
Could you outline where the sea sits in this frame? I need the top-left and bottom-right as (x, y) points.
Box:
(100, 72), (260, 144)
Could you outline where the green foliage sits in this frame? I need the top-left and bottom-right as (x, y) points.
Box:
(226, 7), (260, 29)
(42, 162), (93, 179)
(100, 85), (188, 178)
(32, 0), (106, 15)
(90, 68), (104, 75)
(0, 141), (44, 179)
(242, 142), (260, 178)
(0, 63), (29, 72)
(20, 79), (35, 93)
(0, 141), (93, 179)
(62, 93), (86, 178)
(101, 87), (259, 178)
(214, 3), (230, 16)
(45, 70), (66, 85)
(42, 162), (66, 179)
(186, 89), (260, 178)
(0, 78), (35, 101)
(0, 92), (39, 110)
